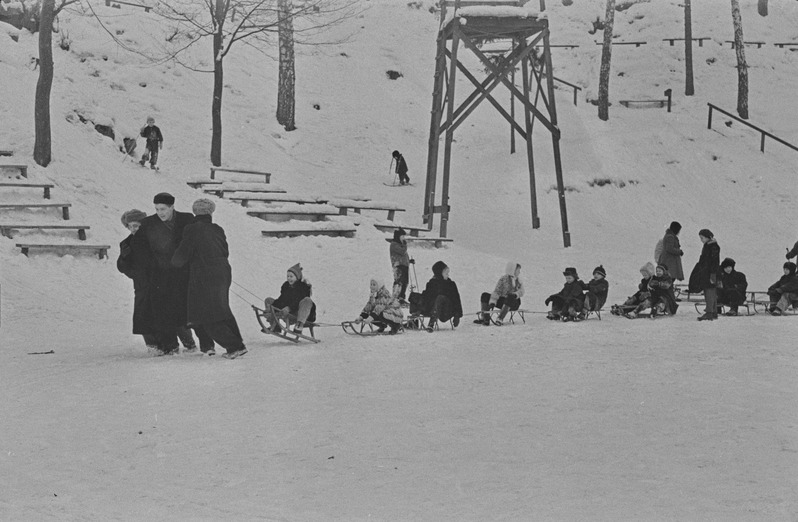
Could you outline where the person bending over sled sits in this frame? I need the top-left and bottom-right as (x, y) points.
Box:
(624, 264), (678, 319)
(390, 228), (412, 305)
(545, 267), (586, 321)
(264, 263), (316, 334)
(419, 261), (463, 332)
(475, 262), (525, 326)
(767, 262), (798, 316)
(139, 116), (164, 170)
(392, 150), (410, 185)
(717, 258), (748, 316)
(610, 262), (656, 316)
(354, 279), (404, 334)
(583, 265), (609, 315)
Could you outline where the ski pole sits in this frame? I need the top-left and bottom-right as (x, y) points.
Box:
(410, 259), (418, 291)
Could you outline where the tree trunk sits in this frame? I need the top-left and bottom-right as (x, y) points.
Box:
(684, 0), (694, 96)
(34, 0), (55, 167)
(210, 0), (225, 166)
(757, 0), (768, 17)
(731, 0), (748, 119)
(597, 0), (615, 121)
(276, 0), (296, 131)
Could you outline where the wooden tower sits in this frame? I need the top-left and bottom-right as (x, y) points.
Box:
(422, 0), (571, 247)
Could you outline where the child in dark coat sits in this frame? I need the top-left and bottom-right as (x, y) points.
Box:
(392, 150), (410, 185)
(767, 262), (798, 315)
(264, 263), (316, 333)
(717, 258), (748, 316)
(545, 267), (586, 321)
(583, 265), (609, 315)
(625, 264), (678, 318)
(420, 261), (463, 332)
(139, 116), (164, 169)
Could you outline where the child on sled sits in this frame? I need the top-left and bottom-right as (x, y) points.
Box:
(353, 278), (404, 334)
(624, 264), (678, 319)
(583, 265), (609, 316)
(474, 261), (525, 326)
(610, 262), (656, 316)
(264, 263), (316, 334)
(545, 267), (587, 321)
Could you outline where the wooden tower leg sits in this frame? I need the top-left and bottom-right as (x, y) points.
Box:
(510, 62), (516, 154)
(542, 28), (571, 247)
(520, 42), (540, 229)
(423, 27), (449, 227)
(439, 27), (460, 239)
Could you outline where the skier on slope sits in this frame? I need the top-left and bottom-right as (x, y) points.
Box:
(392, 150), (410, 186)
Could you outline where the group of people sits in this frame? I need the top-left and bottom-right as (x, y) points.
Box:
(117, 193), (247, 358)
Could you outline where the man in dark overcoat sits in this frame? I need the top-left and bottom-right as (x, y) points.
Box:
(172, 199), (247, 359)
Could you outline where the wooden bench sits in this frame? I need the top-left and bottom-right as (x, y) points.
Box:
(104, 0), (150, 12)
(261, 222), (356, 239)
(595, 41), (647, 48)
(247, 204), (340, 222)
(663, 37), (709, 47)
(0, 202), (70, 220)
(0, 182), (55, 199)
(186, 179), (223, 189)
(0, 150), (13, 157)
(203, 182), (286, 198)
(374, 223), (432, 237)
(17, 243), (110, 259)
(725, 40), (765, 49)
(0, 224), (89, 240)
(328, 198), (405, 221)
(230, 192), (326, 207)
(209, 167), (271, 183)
(0, 164), (28, 178)
(774, 42), (798, 49)
(405, 237), (453, 248)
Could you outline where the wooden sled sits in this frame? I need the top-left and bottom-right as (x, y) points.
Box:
(340, 320), (403, 336)
(253, 304), (320, 343)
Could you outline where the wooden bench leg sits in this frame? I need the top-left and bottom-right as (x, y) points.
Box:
(387, 210), (396, 221)
(43, 187), (51, 199)
(62, 206), (70, 220)
(339, 208), (348, 216)
(99, 248), (108, 260)
(20, 246), (29, 256)
(78, 229), (87, 240)
(0, 228), (11, 239)
(20, 167), (27, 178)
(210, 169), (216, 180)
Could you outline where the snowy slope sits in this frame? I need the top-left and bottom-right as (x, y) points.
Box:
(1, 0), (798, 519)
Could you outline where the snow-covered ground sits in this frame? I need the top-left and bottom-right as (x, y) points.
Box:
(1, 0), (798, 519)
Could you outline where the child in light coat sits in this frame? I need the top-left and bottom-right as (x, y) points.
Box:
(475, 261), (525, 326)
(354, 279), (404, 333)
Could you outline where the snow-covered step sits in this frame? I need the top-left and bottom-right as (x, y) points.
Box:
(246, 203), (340, 222)
(260, 221), (356, 239)
(228, 192), (327, 207)
(203, 182), (286, 197)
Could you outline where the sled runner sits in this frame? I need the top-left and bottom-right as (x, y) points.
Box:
(473, 308), (531, 325)
(253, 304), (320, 343)
(340, 320), (403, 336)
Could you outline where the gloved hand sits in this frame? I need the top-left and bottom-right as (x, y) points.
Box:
(709, 274), (717, 285)
(409, 258), (415, 264)
(679, 250), (684, 256)
(363, 316), (374, 324)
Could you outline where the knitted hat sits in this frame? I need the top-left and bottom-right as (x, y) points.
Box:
(670, 221), (682, 234)
(698, 228), (714, 239)
(563, 267), (578, 277)
(120, 209), (147, 227)
(592, 265), (606, 278)
(656, 263), (669, 273)
(288, 263), (303, 281)
(192, 198), (216, 216)
(784, 262), (797, 276)
(720, 257), (736, 269)
(393, 228), (407, 242)
(153, 192), (175, 206)
(432, 260), (448, 277)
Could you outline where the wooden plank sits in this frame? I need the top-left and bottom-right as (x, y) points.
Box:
(210, 167), (271, 182)
(0, 202), (71, 220)
(0, 164), (28, 177)
(0, 182), (54, 199)
(373, 223), (431, 237)
(0, 224), (89, 240)
(0, 151), (14, 157)
(17, 243), (110, 259)
(186, 180), (223, 189)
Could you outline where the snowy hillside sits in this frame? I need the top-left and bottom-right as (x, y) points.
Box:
(1, 0), (798, 519)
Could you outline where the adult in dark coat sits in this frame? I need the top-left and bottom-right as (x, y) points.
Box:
(657, 221), (684, 281)
(117, 209), (157, 347)
(717, 258), (748, 316)
(420, 261), (463, 330)
(689, 229), (721, 321)
(134, 192), (201, 354)
(265, 263), (316, 334)
(172, 199), (246, 358)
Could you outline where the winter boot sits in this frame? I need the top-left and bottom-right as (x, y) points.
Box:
(697, 312), (716, 321)
(222, 348), (248, 359)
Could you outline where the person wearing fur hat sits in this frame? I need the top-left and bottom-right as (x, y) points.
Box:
(172, 198), (246, 358)
(475, 262), (525, 326)
(610, 262), (656, 315)
(583, 265), (609, 315)
(545, 267), (587, 321)
(117, 209), (158, 349)
(264, 263), (316, 334)
(354, 279), (404, 334)
(625, 264), (678, 318)
(389, 228), (412, 304)
(392, 150), (410, 185)
(419, 261), (463, 332)
(656, 221), (685, 281)
(717, 258), (748, 316)
(689, 229), (721, 321)
(135, 193), (203, 355)
(767, 262), (798, 315)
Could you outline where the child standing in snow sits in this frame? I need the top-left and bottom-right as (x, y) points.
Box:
(610, 262), (656, 315)
(139, 116), (164, 170)
(583, 265), (609, 314)
(354, 279), (404, 334)
(690, 229), (721, 321)
(475, 262), (525, 326)
(389, 228), (412, 304)
(392, 150), (410, 185)
(264, 263), (316, 334)
(545, 267), (586, 321)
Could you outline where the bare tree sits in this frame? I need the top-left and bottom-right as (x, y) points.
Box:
(34, 0), (78, 167)
(731, 0), (748, 119)
(597, 0), (615, 121)
(684, 0), (694, 96)
(276, 0), (296, 131)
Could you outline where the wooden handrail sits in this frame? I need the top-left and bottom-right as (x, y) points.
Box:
(707, 103), (798, 154)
